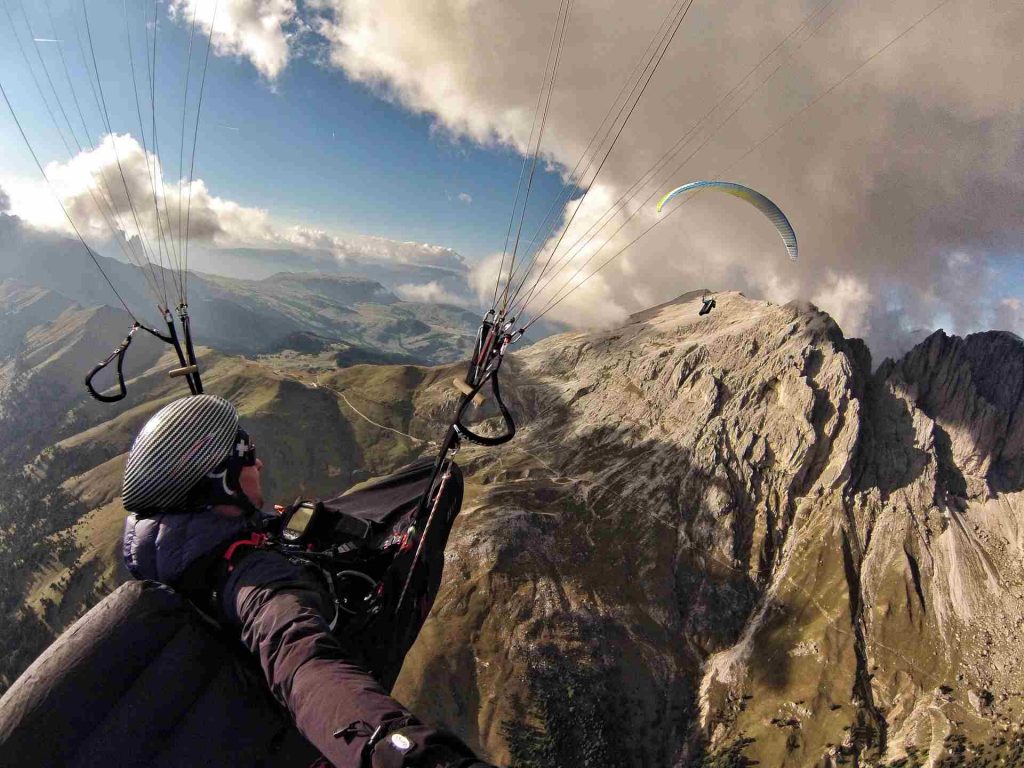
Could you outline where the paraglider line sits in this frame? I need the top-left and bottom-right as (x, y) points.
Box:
(80, 0), (164, 295)
(176, 0), (200, 300)
(184, 0), (221, 305)
(507, 0), (839, 320)
(145, 0), (188, 297)
(52, 0), (165, 296)
(511, 0), (696, 319)
(0, 77), (137, 321)
(518, 0), (948, 328)
(502, 0), (690, 307)
(505, 0), (695, 315)
(718, 0), (958, 185)
(123, 0), (173, 306)
(500, 0), (575, 314)
(493, 0), (573, 311)
(6, 0), (166, 307)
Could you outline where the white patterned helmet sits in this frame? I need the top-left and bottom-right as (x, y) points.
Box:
(122, 395), (240, 512)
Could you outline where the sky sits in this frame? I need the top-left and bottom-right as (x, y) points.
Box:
(0, 0), (1021, 362)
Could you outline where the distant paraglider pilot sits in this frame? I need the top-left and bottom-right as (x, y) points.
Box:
(698, 295), (716, 316)
(120, 394), (497, 768)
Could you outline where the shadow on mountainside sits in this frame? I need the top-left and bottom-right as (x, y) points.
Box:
(405, 358), (793, 768)
(507, 427), (791, 768)
(470, 304), (850, 765)
(864, 330), (1024, 500)
(444, 303), (1024, 767)
(853, 374), (931, 498)
(8, 290), (1024, 766)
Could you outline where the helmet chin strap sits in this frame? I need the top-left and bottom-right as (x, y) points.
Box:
(196, 468), (263, 518)
(187, 427), (262, 517)
(235, 493), (264, 519)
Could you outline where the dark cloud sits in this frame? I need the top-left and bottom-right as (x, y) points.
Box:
(8, 0), (1021, 359)
(313, 0), (1024, 359)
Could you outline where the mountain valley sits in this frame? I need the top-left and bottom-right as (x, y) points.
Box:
(2, 279), (1024, 767)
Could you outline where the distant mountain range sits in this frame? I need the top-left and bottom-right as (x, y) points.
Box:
(186, 244), (474, 301)
(0, 212), (480, 361)
(4, 283), (1024, 766)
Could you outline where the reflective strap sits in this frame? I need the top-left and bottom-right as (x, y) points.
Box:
(221, 532), (269, 572)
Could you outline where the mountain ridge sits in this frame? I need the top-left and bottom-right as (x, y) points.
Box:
(0, 214), (479, 360)
(3, 290), (1024, 765)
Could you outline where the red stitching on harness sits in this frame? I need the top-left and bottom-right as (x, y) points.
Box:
(223, 532), (269, 572)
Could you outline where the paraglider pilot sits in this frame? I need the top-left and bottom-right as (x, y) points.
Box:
(121, 394), (497, 768)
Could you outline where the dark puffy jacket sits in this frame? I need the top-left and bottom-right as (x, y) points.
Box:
(0, 579), (321, 768)
(122, 506), (254, 584)
(222, 548), (480, 767)
(121, 500), (482, 768)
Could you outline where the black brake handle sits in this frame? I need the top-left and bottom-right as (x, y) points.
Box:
(84, 324), (140, 403)
(452, 367), (516, 447)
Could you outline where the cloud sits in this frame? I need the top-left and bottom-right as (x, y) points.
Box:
(993, 298), (1024, 339)
(2, 134), (472, 291)
(307, 0), (1024, 361)
(466, 183), (632, 330)
(810, 273), (872, 338)
(3, 133), (255, 247)
(393, 280), (470, 307)
(170, 0), (298, 80)
(10, 1), (1020, 357)
(457, 192), (472, 205)
(340, 235), (467, 272)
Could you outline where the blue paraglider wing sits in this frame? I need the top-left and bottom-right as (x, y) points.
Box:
(656, 181), (798, 260)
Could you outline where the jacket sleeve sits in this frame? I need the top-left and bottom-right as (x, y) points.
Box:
(221, 549), (477, 768)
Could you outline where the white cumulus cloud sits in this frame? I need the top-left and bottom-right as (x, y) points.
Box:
(306, 0), (1024, 360)
(170, 0), (298, 80)
(3, 133), (266, 248)
(1, 134), (473, 289)
(394, 280), (469, 307)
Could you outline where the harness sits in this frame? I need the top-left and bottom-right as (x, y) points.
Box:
(209, 457), (463, 643)
(222, 532), (271, 572)
(213, 306), (519, 634)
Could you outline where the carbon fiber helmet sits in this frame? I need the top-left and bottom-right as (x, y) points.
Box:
(122, 394), (240, 512)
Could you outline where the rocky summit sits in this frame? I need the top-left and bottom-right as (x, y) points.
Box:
(6, 289), (1024, 767)
(395, 291), (1024, 767)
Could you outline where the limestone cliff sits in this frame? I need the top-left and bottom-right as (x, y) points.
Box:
(8, 289), (1024, 767)
(396, 292), (1024, 767)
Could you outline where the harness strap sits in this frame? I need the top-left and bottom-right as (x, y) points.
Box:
(222, 532), (270, 572)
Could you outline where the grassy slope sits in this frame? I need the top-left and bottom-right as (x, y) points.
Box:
(12, 292), (1024, 768)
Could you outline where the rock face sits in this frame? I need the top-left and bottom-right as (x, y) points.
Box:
(8, 288), (1024, 767)
(393, 292), (1024, 767)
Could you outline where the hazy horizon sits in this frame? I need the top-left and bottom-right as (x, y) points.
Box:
(1, 0), (1021, 362)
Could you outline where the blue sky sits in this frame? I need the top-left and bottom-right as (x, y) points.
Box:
(190, 53), (569, 260)
(1, 0), (1021, 359)
(0, 0), (566, 263)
